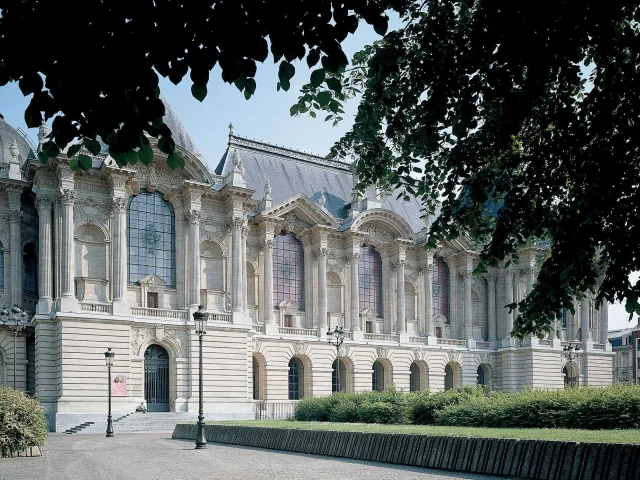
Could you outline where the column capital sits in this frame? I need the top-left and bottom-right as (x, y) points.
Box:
(260, 239), (274, 253)
(109, 197), (127, 214)
(185, 210), (203, 225)
(241, 225), (249, 239)
(228, 216), (245, 231)
(8, 210), (22, 224)
(484, 272), (497, 282)
(35, 195), (53, 212)
(314, 247), (330, 260)
(59, 189), (77, 206)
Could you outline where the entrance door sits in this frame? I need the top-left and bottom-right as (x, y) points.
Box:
(144, 344), (170, 411)
(147, 292), (158, 309)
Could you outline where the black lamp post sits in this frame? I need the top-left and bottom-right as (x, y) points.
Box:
(326, 325), (345, 393)
(0, 306), (30, 390)
(193, 305), (208, 449)
(104, 348), (114, 437)
(562, 342), (581, 363)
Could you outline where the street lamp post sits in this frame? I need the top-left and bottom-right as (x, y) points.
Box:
(326, 325), (345, 393)
(0, 306), (30, 390)
(104, 348), (114, 437)
(562, 342), (581, 387)
(193, 305), (208, 450)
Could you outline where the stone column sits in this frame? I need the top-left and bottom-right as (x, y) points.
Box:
(350, 253), (361, 332)
(463, 269), (473, 339)
(263, 239), (274, 325)
(416, 268), (425, 335)
(581, 297), (591, 344)
(111, 198), (128, 314)
(230, 217), (243, 313)
(425, 265), (434, 337)
(525, 266), (535, 295)
(187, 211), (202, 308)
(487, 274), (496, 342)
(600, 299), (609, 346)
(59, 189), (78, 312)
(54, 198), (62, 302)
(317, 248), (329, 334)
(504, 269), (514, 342)
(36, 196), (53, 314)
(8, 210), (22, 308)
(241, 225), (248, 313)
(396, 260), (406, 334)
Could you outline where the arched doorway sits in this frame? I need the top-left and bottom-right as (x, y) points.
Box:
(563, 363), (579, 388)
(332, 359), (347, 393)
(144, 344), (170, 411)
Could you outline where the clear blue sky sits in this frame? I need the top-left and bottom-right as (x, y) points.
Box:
(0, 17), (635, 331)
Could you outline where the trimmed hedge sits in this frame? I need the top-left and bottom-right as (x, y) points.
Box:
(0, 387), (47, 454)
(293, 384), (640, 430)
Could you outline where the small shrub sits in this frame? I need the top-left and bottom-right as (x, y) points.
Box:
(327, 397), (359, 423)
(409, 387), (484, 425)
(0, 387), (47, 454)
(357, 401), (405, 424)
(293, 397), (332, 421)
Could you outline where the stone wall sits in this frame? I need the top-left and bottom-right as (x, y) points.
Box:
(172, 425), (640, 480)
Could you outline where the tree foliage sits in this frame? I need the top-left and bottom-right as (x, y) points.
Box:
(293, 1), (640, 337)
(0, 0), (403, 170)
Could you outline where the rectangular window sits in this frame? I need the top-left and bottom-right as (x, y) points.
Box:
(284, 314), (293, 328)
(147, 292), (158, 309)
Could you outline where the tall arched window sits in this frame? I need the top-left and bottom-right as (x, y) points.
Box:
(432, 257), (449, 319)
(128, 190), (176, 288)
(410, 362), (421, 392)
(372, 360), (385, 392)
(359, 246), (382, 315)
(332, 359), (346, 393)
(0, 243), (4, 290)
(288, 357), (304, 400)
(23, 243), (37, 295)
(273, 234), (304, 308)
(252, 356), (260, 400)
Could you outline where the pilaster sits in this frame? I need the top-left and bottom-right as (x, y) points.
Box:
(36, 195), (54, 314)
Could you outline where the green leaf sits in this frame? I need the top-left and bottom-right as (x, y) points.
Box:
(69, 157), (80, 171)
(278, 61), (295, 91)
(373, 16), (388, 36)
(24, 104), (41, 128)
(310, 111), (316, 118)
(191, 84), (207, 102)
(326, 78), (342, 94)
(125, 150), (138, 165)
(307, 49), (320, 68)
(84, 139), (101, 155)
(138, 145), (154, 165)
(317, 91), (332, 107)
(66, 144), (82, 158)
(234, 76), (246, 92)
(158, 136), (174, 155)
(290, 104), (299, 116)
(167, 152), (181, 170)
(38, 151), (49, 165)
(245, 78), (256, 95)
(310, 68), (325, 88)
(42, 141), (60, 158)
(78, 154), (92, 171)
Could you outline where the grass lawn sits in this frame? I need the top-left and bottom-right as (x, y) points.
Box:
(208, 420), (640, 444)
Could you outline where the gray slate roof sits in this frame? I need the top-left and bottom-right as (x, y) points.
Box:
(0, 115), (34, 167)
(215, 135), (428, 232)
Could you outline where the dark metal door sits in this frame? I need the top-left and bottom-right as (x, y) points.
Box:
(144, 344), (170, 412)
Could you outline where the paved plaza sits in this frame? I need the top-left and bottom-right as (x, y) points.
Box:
(1, 433), (506, 480)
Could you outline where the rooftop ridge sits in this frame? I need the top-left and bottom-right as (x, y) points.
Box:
(229, 134), (352, 172)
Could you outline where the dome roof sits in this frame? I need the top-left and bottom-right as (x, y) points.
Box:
(0, 115), (34, 167)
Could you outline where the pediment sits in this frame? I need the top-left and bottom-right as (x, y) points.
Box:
(138, 273), (167, 286)
(351, 209), (415, 243)
(262, 194), (337, 230)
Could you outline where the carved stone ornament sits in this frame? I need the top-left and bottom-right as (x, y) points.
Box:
(293, 341), (308, 356)
(413, 348), (428, 362)
(376, 345), (389, 359)
(448, 351), (462, 365)
(185, 210), (202, 225)
(281, 212), (310, 232)
(110, 197), (127, 214)
(35, 195), (53, 212)
(364, 224), (394, 245)
(338, 344), (351, 358)
(131, 328), (154, 356)
(260, 239), (274, 253)
(59, 189), (77, 205)
(253, 337), (264, 354)
(164, 329), (188, 358)
(229, 217), (244, 231)
(477, 353), (492, 367)
(8, 210), (22, 224)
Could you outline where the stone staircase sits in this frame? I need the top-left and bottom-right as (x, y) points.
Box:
(64, 412), (196, 434)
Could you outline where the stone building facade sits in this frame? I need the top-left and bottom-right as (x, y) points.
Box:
(609, 324), (640, 383)
(0, 106), (613, 432)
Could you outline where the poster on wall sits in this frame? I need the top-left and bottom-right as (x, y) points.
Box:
(111, 374), (127, 396)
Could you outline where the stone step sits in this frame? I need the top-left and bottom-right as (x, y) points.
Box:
(68, 412), (197, 434)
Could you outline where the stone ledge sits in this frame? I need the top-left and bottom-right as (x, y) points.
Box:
(1, 445), (43, 458)
(172, 424), (640, 480)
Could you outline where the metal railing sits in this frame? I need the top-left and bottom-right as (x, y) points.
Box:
(79, 302), (112, 314)
(364, 333), (399, 342)
(207, 312), (232, 323)
(254, 401), (299, 420)
(278, 327), (318, 336)
(130, 307), (188, 320)
(436, 338), (467, 347)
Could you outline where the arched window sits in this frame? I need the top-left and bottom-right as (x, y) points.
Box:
(432, 257), (449, 319)
(0, 243), (4, 290)
(273, 234), (304, 308)
(252, 356), (260, 400)
(410, 362), (421, 392)
(477, 366), (485, 386)
(372, 360), (385, 392)
(23, 243), (37, 295)
(128, 190), (176, 288)
(444, 364), (454, 391)
(288, 357), (304, 400)
(359, 246), (382, 315)
(332, 359), (347, 393)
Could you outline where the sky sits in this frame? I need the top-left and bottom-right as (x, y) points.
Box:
(0, 18), (636, 332)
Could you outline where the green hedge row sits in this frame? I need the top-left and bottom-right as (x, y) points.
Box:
(293, 384), (640, 430)
(0, 387), (47, 454)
